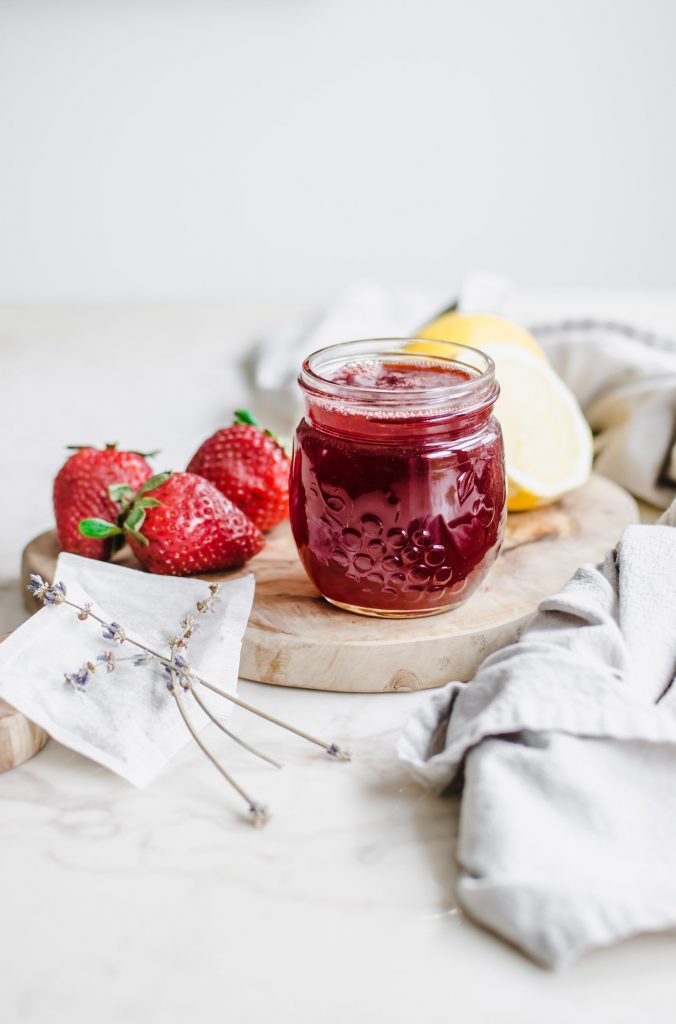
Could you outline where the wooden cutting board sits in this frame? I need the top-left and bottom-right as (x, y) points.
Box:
(22, 474), (637, 693)
(0, 633), (49, 772)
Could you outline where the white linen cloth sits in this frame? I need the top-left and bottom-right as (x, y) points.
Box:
(250, 276), (676, 507)
(398, 500), (676, 968)
(0, 554), (254, 785)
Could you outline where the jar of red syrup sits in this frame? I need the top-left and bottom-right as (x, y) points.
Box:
(290, 339), (506, 618)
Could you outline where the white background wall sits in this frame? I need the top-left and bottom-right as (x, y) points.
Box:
(1, 0), (674, 301)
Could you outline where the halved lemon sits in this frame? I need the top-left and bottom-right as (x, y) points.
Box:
(406, 318), (593, 511)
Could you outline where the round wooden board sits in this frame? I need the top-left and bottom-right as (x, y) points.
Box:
(0, 633), (49, 772)
(22, 474), (638, 693)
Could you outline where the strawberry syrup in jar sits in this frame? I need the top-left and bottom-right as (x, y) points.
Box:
(290, 339), (506, 618)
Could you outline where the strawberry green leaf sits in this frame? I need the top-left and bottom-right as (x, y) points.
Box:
(125, 506), (147, 533)
(136, 471), (172, 497)
(109, 483), (136, 504)
(79, 518), (123, 538)
(136, 497), (162, 509)
(234, 409), (260, 428)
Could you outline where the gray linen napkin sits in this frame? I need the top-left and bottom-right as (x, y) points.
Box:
(398, 500), (676, 968)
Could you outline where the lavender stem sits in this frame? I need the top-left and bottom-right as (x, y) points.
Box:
(187, 684), (283, 770)
(171, 684), (268, 827)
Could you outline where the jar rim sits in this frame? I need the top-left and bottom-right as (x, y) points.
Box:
(299, 338), (498, 414)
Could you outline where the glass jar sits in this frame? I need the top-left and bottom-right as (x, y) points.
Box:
(289, 339), (506, 618)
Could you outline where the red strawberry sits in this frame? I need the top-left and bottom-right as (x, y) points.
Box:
(79, 471), (264, 576)
(54, 444), (154, 559)
(187, 410), (290, 532)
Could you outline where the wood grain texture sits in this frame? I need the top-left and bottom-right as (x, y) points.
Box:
(0, 634), (49, 772)
(22, 474), (638, 693)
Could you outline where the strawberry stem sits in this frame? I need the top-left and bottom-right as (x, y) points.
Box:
(233, 409), (259, 428)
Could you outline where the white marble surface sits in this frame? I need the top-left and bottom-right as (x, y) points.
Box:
(1, 294), (675, 1024)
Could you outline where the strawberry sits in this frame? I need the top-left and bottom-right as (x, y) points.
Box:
(79, 471), (264, 576)
(187, 410), (290, 532)
(53, 444), (154, 560)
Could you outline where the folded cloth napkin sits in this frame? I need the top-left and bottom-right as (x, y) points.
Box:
(0, 555), (254, 785)
(397, 499), (676, 968)
(249, 276), (676, 508)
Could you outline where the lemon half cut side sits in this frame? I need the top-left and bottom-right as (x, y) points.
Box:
(485, 344), (593, 510)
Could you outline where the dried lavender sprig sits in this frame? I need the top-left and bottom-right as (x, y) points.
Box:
(29, 577), (350, 761)
(170, 682), (268, 828)
(28, 575), (350, 760)
(29, 574), (271, 824)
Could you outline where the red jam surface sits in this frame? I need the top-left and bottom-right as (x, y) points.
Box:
(328, 359), (468, 390)
(290, 357), (506, 616)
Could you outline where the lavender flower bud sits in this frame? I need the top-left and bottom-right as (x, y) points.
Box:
(97, 651), (116, 673)
(64, 663), (92, 691)
(102, 622), (125, 644)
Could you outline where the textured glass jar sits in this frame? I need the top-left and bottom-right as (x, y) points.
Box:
(289, 339), (506, 618)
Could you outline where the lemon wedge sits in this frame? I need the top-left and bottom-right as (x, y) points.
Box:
(413, 311), (547, 361)
(406, 314), (593, 511)
(485, 344), (592, 510)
